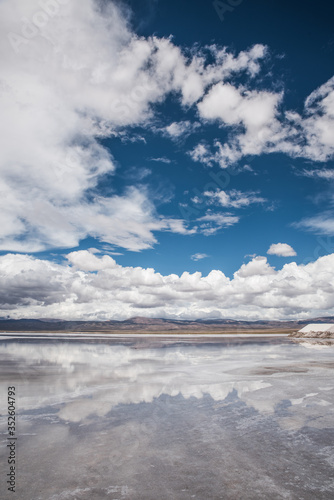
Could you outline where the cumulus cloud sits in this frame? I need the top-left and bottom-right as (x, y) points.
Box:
(1, 250), (333, 320)
(198, 83), (279, 128)
(2, 0), (334, 329)
(196, 83), (284, 166)
(173, 42), (268, 107)
(192, 76), (334, 168)
(235, 256), (276, 278)
(267, 243), (297, 257)
(0, 0), (165, 251)
(0, 0), (272, 252)
(2, 0), (332, 255)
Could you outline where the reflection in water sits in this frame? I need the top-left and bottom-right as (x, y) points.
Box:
(291, 338), (334, 348)
(0, 336), (334, 499)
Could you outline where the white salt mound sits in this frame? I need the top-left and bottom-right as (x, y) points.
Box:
(299, 324), (334, 334)
(294, 323), (334, 338)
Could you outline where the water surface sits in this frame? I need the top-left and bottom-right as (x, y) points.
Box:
(0, 334), (334, 499)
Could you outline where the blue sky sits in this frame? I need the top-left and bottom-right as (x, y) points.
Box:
(0, 0), (333, 320)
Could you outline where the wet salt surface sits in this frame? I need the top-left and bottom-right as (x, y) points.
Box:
(0, 335), (334, 499)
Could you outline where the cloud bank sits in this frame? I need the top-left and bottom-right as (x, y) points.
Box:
(0, 250), (333, 320)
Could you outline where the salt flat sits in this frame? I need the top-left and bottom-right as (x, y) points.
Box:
(0, 336), (333, 499)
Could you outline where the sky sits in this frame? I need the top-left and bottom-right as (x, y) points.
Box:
(0, 0), (334, 321)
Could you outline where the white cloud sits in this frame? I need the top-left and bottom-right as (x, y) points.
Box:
(192, 76), (334, 168)
(198, 83), (279, 129)
(298, 76), (334, 161)
(163, 120), (200, 139)
(0, 186), (194, 253)
(148, 157), (172, 164)
(174, 43), (268, 106)
(1, 0), (333, 258)
(0, 0), (170, 252)
(196, 212), (240, 235)
(267, 243), (297, 257)
(203, 189), (266, 208)
(1, 251), (334, 320)
(189, 143), (213, 166)
(161, 218), (197, 236)
(191, 253), (209, 261)
(67, 250), (117, 272)
(299, 169), (334, 180)
(0, 0), (272, 252)
(294, 214), (334, 236)
(196, 83), (284, 166)
(235, 256), (276, 278)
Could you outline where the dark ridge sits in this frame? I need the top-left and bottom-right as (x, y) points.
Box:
(0, 316), (333, 332)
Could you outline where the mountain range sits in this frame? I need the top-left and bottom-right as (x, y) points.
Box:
(1, 316), (334, 333)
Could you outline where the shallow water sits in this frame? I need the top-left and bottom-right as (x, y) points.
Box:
(0, 335), (334, 499)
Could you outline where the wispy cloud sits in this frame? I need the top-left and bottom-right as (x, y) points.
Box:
(191, 253), (209, 261)
(148, 157), (172, 164)
(197, 212), (239, 235)
(125, 167), (152, 181)
(298, 169), (334, 180)
(202, 189), (266, 209)
(162, 121), (200, 140)
(294, 213), (334, 236)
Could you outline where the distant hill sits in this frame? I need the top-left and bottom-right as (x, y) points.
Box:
(0, 316), (334, 333)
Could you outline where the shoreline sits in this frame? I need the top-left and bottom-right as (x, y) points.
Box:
(0, 331), (291, 339)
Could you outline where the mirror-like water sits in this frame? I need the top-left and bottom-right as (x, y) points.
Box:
(1, 335), (334, 499)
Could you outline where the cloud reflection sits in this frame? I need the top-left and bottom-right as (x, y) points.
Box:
(0, 339), (333, 431)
